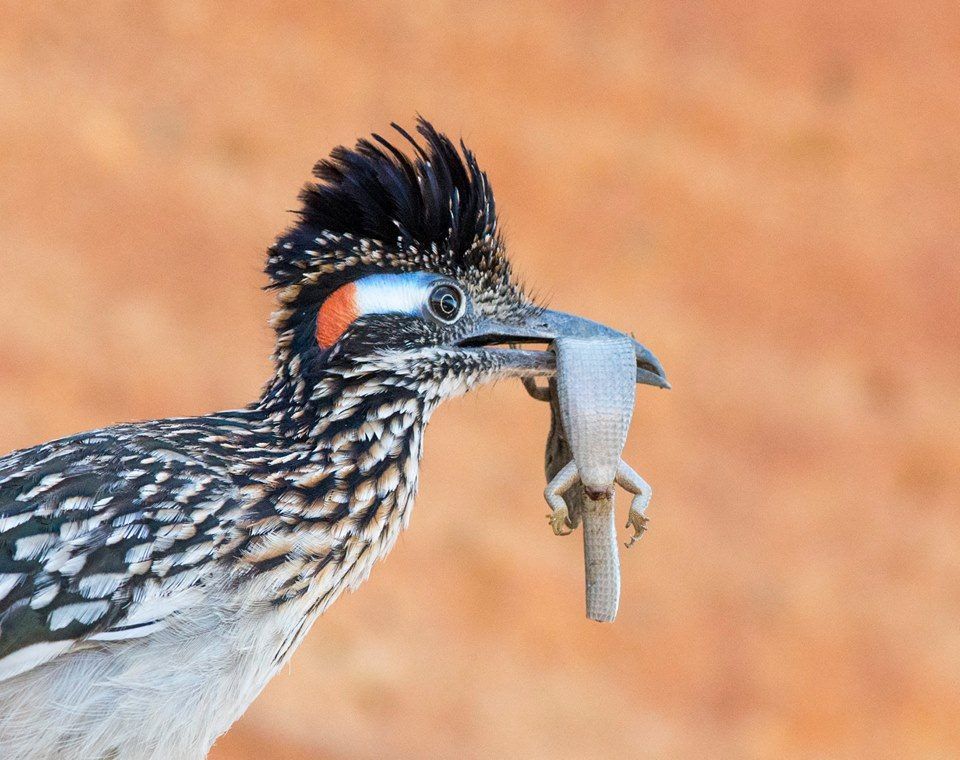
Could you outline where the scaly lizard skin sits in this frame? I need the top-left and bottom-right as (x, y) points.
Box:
(525, 336), (653, 622)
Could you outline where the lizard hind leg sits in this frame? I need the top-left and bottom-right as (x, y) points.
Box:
(544, 460), (580, 536)
(616, 460), (652, 547)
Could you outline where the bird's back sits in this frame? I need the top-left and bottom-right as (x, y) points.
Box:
(0, 412), (283, 759)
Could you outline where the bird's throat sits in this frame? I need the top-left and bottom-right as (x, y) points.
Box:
(238, 370), (430, 617)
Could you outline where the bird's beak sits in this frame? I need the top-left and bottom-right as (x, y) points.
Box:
(457, 308), (670, 389)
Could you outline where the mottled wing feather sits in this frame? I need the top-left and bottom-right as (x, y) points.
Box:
(0, 422), (243, 681)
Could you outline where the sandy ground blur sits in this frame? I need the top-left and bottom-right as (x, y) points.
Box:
(1, 3), (958, 758)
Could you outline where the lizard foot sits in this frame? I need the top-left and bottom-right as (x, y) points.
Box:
(625, 510), (648, 548)
(548, 506), (574, 536)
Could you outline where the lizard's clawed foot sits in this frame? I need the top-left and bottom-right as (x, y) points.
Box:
(548, 506), (574, 536)
(625, 510), (648, 548)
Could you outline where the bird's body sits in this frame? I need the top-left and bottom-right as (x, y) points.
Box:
(0, 356), (462, 758)
(0, 400), (429, 759)
(0, 120), (667, 759)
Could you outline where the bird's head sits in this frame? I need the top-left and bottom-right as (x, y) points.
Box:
(263, 119), (667, 423)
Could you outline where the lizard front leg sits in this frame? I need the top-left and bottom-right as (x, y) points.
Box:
(544, 459), (580, 536)
(615, 460), (652, 547)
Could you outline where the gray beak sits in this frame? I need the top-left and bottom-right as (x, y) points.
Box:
(457, 308), (670, 389)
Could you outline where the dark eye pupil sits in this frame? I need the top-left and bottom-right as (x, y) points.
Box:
(439, 294), (457, 314)
(430, 285), (462, 321)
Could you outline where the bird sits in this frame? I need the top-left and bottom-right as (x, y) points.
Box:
(0, 118), (668, 760)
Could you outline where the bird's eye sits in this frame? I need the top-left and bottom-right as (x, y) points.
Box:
(427, 283), (465, 323)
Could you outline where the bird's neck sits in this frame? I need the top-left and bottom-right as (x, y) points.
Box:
(234, 364), (436, 613)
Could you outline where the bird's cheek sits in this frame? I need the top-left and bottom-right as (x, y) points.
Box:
(316, 282), (359, 349)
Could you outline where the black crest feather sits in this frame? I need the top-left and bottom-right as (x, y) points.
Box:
(267, 118), (503, 291)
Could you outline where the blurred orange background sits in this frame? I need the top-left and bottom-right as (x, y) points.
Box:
(2, 3), (958, 758)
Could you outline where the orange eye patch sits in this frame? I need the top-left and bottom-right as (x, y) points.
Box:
(316, 282), (358, 349)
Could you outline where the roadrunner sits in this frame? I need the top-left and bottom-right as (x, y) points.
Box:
(0, 119), (667, 759)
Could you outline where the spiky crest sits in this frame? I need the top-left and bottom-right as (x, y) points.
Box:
(265, 118), (507, 301)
